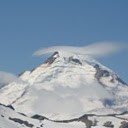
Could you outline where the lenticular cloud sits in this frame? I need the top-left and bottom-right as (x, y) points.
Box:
(33, 42), (126, 58)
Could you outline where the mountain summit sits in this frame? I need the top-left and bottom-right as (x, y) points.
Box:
(0, 52), (128, 120)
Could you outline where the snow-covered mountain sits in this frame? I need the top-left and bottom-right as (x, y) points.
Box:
(0, 51), (128, 127)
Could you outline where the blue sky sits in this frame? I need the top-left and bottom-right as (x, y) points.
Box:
(0, 0), (128, 82)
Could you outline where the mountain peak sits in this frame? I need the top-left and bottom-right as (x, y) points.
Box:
(44, 51), (83, 65)
(45, 51), (60, 64)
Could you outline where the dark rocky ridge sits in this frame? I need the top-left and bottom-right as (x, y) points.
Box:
(94, 64), (127, 86)
(45, 51), (59, 64)
(9, 117), (34, 127)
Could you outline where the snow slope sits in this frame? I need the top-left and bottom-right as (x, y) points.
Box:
(0, 104), (128, 128)
(0, 51), (128, 120)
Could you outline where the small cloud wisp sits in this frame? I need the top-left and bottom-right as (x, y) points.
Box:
(0, 71), (18, 86)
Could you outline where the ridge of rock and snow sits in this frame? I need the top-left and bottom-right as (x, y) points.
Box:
(0, 51), (128, 127)
(0, 101), (128, 128)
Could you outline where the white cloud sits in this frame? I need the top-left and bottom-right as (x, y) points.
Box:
(33, 42), (127, 58)
(32, 80), (113, 118)
(0, 71), (18, 86)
